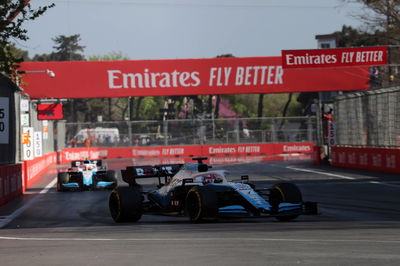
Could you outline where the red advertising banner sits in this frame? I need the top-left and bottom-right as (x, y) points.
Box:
(19, 57), (369, 99)
(58, 142), (315, 164)
(331, 146), (400, 174)
(24, 152), (57, 187)
(282, 46), (387, 69)
(37, 103), (63, 120)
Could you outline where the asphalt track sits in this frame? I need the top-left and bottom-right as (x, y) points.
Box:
(0, 158), (400, 266)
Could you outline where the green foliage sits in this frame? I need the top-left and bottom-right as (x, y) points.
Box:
(0, 0), (54, 75)
(334, 25), (383, 47)
(216, 53), (234, 58)
(221, 93), (302, 118)
(139, 97), (161, 119)
(83, 98), (107, 121)
(31, 34), (86, 61)
(51, 34), (85, 61)
(0, 43), (23, 74)
(31, 52), (56, 62)
(89, 51), (130, 61)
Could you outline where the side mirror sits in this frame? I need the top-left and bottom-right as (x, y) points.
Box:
(241, 175), (249, 181)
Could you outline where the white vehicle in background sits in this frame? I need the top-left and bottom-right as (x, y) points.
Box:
(71, 127), (120, 145)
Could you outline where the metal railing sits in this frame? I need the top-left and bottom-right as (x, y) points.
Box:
(64, 116), (317, 147)
(334, 86), (400, 147)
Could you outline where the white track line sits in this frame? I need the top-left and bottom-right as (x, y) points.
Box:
(0, 236), (399, 244)
(286, 166), (400, 188)
(0, 177), (57, 229)
(286, 166), (356, 180)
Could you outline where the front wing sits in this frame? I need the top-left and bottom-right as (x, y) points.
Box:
(60, 181), (116, 190)
(59, 171), (116, 191)
(212, 183), (316, 218)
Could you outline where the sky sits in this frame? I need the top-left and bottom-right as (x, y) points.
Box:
(16, 0), (364, 60)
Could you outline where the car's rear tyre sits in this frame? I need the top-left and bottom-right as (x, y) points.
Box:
(185, 186), (218, 223)
(57, 172), (69, 192)
(269, 182), (302, 222)
(109, 186), (142, 223)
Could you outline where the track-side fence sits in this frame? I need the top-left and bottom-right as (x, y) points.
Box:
(64, 116), (317, 148)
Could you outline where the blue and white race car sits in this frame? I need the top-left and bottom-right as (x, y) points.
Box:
(57, 160), (118, 191)
(109, 157), (317, 222)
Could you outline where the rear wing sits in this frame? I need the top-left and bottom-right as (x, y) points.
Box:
(71, 160), (102, 167)
(121, 164), (183, 186)
(71, 161), (81, 167)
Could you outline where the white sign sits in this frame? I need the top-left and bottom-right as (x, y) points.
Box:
(328, 121), (336, 147)
(21, 113), (29, 126)
(20, 99), (29, 112)
(22, 127), (34, 160)
(0, 97), (9, 144)
(42, 120), (49, 139)
(34, 131), (43, 157)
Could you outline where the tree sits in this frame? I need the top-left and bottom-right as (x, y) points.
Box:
(341, 0), (400, 85)
(0, 0), (54, 75)
(31, 52), (54, 62)
(52, 34), (85, 61)
(257, 94), (264, 118)
(346, 0), (400, 43)
(334, 25), (384, 47)
(88, 51), (129, 61)
(31, 34), (86, 62)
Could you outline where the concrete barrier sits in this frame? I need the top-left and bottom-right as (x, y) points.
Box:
(0, 164), (24, 206)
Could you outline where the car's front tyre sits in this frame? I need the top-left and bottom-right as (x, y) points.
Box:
(185, 186), (218, 223)
(57, 172), (69, 192)
(269, 182), (303, 222)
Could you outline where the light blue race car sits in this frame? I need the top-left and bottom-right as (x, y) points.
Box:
(57, 160), (118, 192)
(109, 157), (318, 223)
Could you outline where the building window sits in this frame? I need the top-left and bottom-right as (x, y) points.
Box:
(321, 43), (331, 49)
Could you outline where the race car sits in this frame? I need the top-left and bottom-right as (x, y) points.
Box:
(57, 159), (118, 191)
(109, 157), (317, 222)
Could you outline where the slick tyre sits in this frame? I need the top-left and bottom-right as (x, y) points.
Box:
(109, 186), (142, 223)
(91, 175), (98, 191)
(106, 170), (118, 189)
(185, 186), (218, 223)
(77, 173), (85, 191)
(57, 172), (69, 192)
(270, 182), (302, 222)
